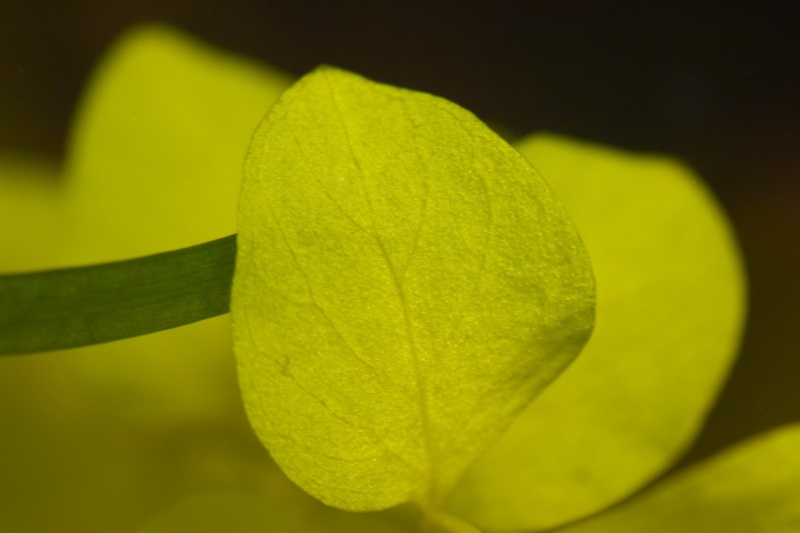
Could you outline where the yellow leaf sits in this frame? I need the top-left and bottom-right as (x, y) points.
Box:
(61, 23), (292, 264)
(0, 151), (60, 272)
(137, 490), (416, 533)
(232, 68), (595, 515)
(559, 425), (800, 533)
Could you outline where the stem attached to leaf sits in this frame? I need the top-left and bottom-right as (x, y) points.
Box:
(0, 235), (236, 355)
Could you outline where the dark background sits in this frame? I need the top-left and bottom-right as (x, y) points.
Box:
(2, 1), (798, 472)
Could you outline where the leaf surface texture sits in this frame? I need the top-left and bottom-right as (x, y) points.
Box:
(232, 69), (595, 512)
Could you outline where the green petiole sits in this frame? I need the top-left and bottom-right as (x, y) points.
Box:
(0, 235), (236, 355)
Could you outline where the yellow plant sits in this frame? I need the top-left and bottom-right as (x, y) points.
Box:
(2, 24), (797, 533)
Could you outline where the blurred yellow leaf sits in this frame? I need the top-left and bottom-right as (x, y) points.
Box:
(137, 490), (416, 533)
(0, 151), (60, 272)
(61, 23), (292, 263)
(1, 24), (295, 533)
(560, 424), (800, 533)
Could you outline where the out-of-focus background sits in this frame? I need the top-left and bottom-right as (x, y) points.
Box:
(1, 0), (797, 486)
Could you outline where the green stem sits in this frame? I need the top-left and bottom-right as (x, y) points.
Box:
(0, 235), (236, 355)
